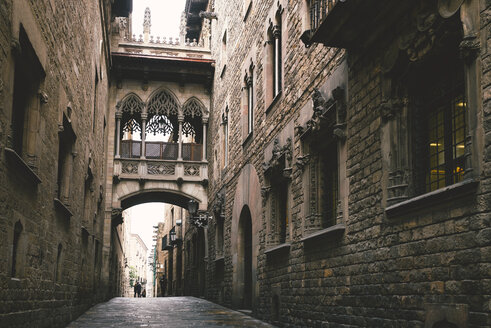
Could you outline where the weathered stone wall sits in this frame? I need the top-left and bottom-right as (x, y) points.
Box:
(206, 0), (490, 327)
(0, 0), (111, 326)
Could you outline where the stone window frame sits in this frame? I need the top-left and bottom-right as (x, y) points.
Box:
(241, 59), (255, 144)
(243, 0), (253, 21)
(212, 192), (225, 259)
(263, 1), (286, 112)
(221, 105), (229, 169)
(380, 3), (482, 217)
(5, 24), (47, 185)
(262, 136), (293, 250)
(220, 27), (228, 78)
(55, 111), (77, 217)
(296, 87), (348, 241)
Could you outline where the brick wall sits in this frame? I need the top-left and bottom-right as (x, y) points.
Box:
(0, 0), (111, 327)
(206, 0), (490, 327)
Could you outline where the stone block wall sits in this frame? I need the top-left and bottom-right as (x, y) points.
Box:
(206, 0), (490, 327)
(0, 0), (111, 326)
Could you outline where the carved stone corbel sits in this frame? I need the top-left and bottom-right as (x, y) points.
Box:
(39, 91), (49, 104)
(199, 11), (218, 20)
(333, 123), (346, 141)
(295, 154), (310, 170)
(294, 125), (304, 137)
(261, 186), (271, 206)
(283, 137), (292, 167)
(459, 35), (480, 64)
(378, 98), (404, 122)
(11, 38), (21, 57)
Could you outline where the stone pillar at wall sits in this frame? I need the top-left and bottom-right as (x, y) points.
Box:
(141, 113), (147, 159)
(115, 111), (122, 158)
(178, 115), (184, 160)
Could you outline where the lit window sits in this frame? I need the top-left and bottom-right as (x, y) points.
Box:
(425, 93), (466, 192)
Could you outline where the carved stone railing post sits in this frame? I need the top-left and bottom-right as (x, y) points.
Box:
(202, 118), (208, 161)
(178, 115), (184, 161)
(115, 110), (122, 159)
(140, 113), (147, 159)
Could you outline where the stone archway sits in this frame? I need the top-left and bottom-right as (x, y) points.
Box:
(238, 206), (253, 309)
(230, 164), (261, 311)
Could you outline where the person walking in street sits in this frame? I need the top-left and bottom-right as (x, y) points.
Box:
(133, 282), (138, 298)
(136, 281), (142, 298)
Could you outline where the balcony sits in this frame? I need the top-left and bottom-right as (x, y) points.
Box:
(301, 0), (410, 49)
(121, 140), (202, 161)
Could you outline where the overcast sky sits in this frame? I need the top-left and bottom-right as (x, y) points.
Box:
(132, 0), (186, 38)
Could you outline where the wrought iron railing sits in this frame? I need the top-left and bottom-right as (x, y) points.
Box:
(183, 143), (202, 161)
(120, 140), (202, 161)
(309, 0), (339, 31)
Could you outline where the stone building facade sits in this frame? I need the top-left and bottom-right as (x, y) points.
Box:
(0, 0), (130, 327)
(203, 0), (490, 327)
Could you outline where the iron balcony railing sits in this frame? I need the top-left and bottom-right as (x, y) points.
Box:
(120, 140), (202, 161)
(309, 0), (339, 31)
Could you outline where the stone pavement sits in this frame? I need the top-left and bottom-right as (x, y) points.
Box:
(66, 297), (275, 327)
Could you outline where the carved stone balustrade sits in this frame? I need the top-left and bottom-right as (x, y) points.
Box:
(113, 158), (208, 183)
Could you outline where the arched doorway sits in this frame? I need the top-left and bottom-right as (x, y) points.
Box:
(238, 206), (253, 309)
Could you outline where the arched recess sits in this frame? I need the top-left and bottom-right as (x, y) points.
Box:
(230, 163), (261, 310)
(182, 97), (206, 143)
(117, 93), (144, 158)
(146, 88), (180, 142)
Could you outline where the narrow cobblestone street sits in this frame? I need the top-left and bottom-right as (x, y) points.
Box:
(66, 297), (275, 327)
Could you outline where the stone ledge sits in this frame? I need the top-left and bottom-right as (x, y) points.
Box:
(385, 179), (479, 218)
(265, 91), (282, 115)
(301, 224), (346, 242)
(264, 243), (291, 255)
(4, 147), (41, 185)
(214, 256), (224, 263)
(54, 198), (74, 218)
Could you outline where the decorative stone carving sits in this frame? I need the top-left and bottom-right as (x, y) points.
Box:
(295, 154), (310, 170)
(387, 169), (409, 205)
(184, 164), (200, 176)
(121, 161), (138, 174)
(147, 163), (175, 175)
(199, 11), (218, 20)
(38, 91), (49, 104)
(378, 98), (404, 122)
(212, 192), (225, 219)
(143, 7), (151, 34)
(263, 138), (292, 178)
(459, 35), (480, 63)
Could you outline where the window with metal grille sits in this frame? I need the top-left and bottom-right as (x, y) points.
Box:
(425, 91), (466, 192)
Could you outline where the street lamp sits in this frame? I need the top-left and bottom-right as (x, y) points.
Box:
(187, 199), (199, 216)
(187, 199), (211, 228)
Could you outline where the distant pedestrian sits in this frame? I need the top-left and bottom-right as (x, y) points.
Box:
(133, 282), (137, 297)
(136, 281), (142, 297)
(142, 288), (146, 298)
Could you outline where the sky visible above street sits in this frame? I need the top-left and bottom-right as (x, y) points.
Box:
(126, 1), (187, 286)
(132, 0), (186, 38)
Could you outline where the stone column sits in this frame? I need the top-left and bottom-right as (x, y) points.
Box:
(140, 113), (147, 159)
(115, 111), (122, 159)
(202, 118), (208, 161)
(178, 115), (184, 161)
